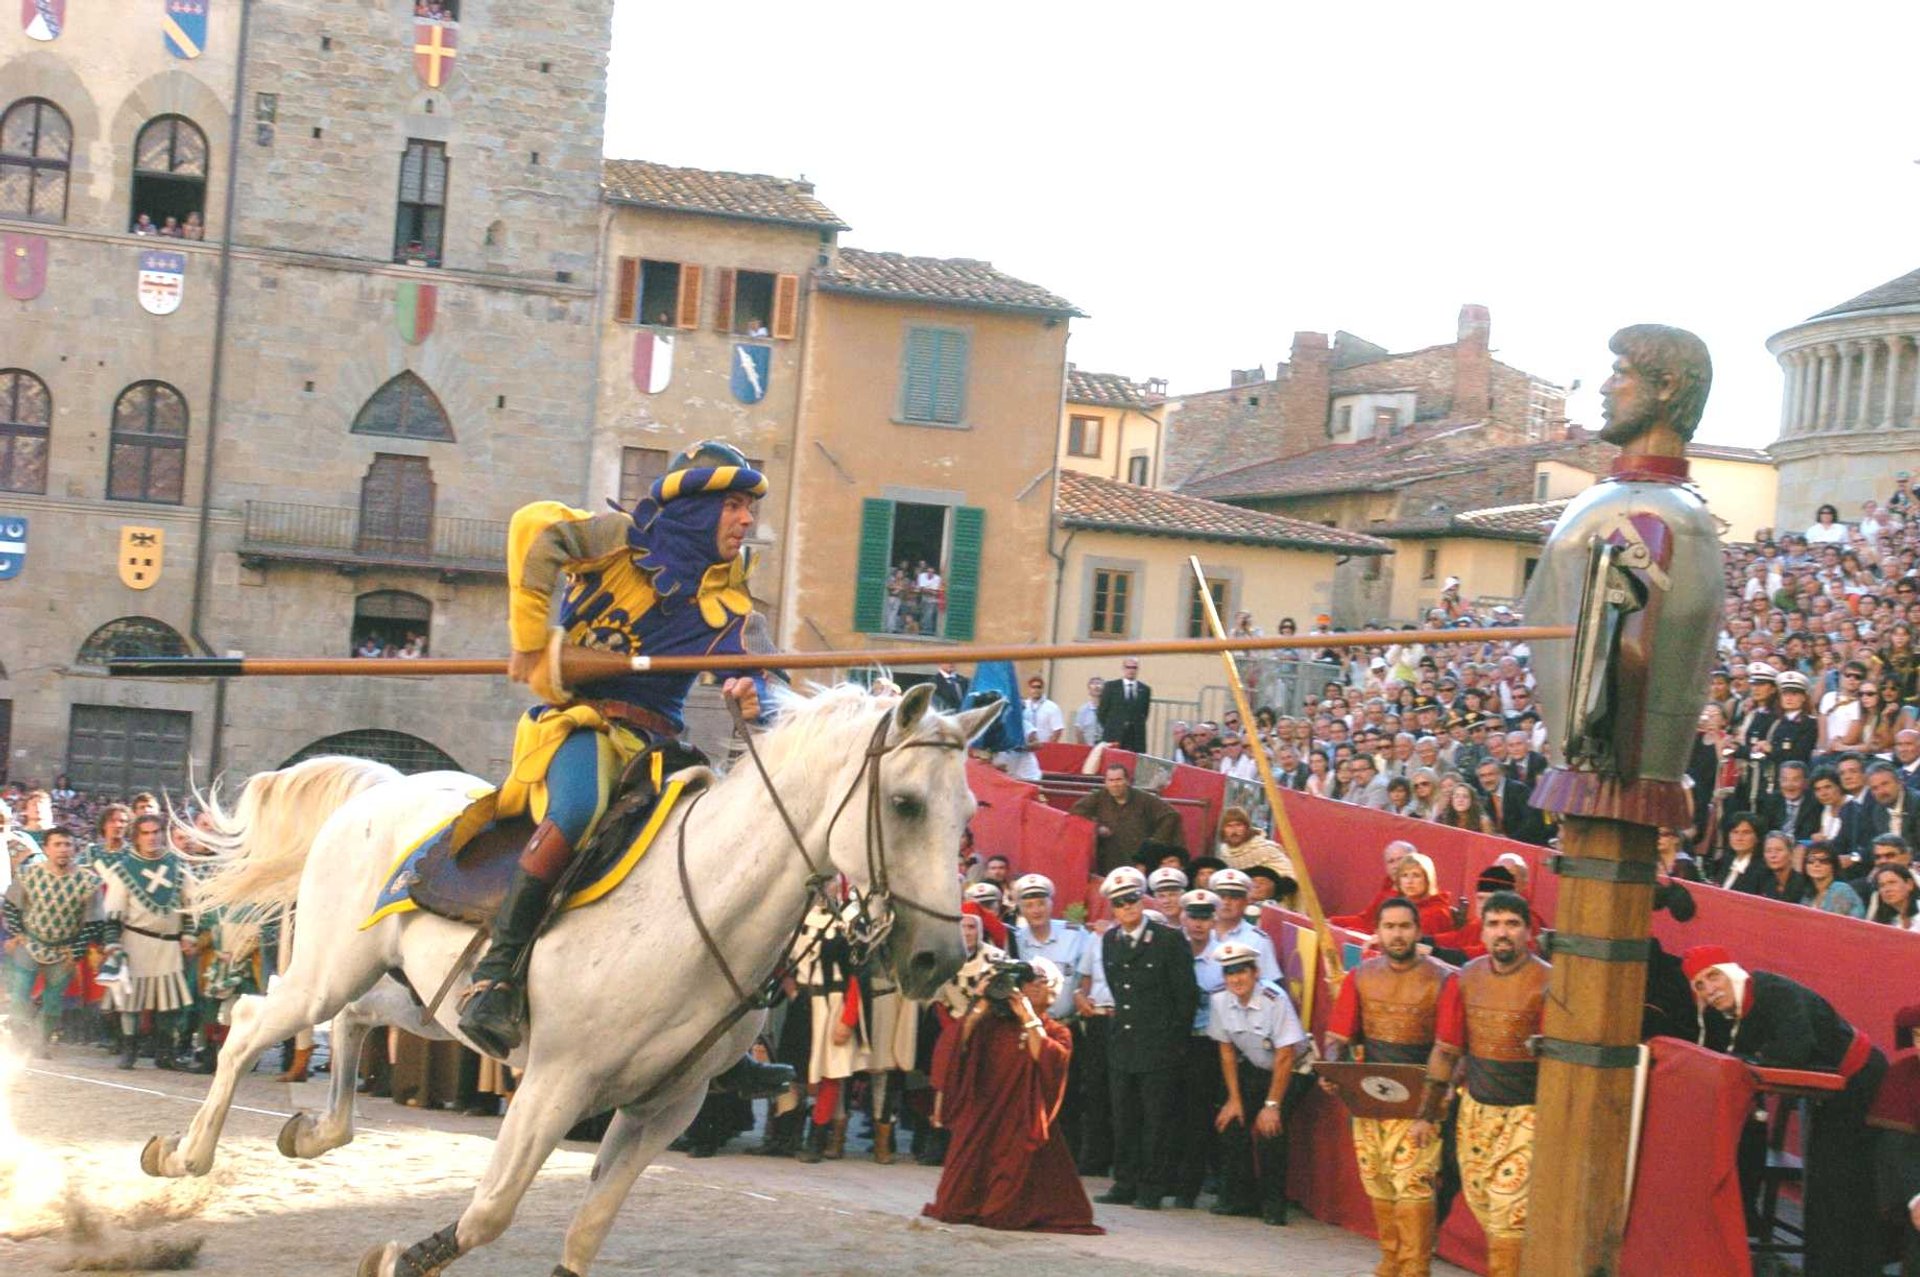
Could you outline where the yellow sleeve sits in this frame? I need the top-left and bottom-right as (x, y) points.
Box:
(507, 501), (634, 652)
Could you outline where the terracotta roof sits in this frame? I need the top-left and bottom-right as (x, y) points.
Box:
(1686, 442), (1773, 464)
(1370, 499), (1568, 542)
(1067, 367), (1160, 410)
(1810, 266), (1920, 320)
(1179, 424), (1617, 502)
(816, 248), (1082, 316)
(602, 160), (849, 230)
(1055, 470), (1391, 554)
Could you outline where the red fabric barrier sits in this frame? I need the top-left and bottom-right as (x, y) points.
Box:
(1619, 1038), (1756, 1277)
(1159, 764), (1227, 855)
(965, 760), (1098, 912)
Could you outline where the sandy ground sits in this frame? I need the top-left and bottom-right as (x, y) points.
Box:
(1, 1045), (1468, 1276)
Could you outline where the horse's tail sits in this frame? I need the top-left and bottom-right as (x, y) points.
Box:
(188, 755), (401, 921)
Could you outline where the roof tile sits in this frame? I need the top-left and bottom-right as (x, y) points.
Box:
(1067, 366), (1160, 409)
(1056, 470), (1391, 553)
(1810, 266), (1920, 320)
(602, 159), (849, 230)
(816, 247), (1082, 316)
(1179, 425), (1618, 502)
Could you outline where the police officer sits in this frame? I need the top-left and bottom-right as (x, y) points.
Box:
(1172, 888), (1226, 1209)
(1208, 940), (1309, 1226)
(1089, 865), (1197, 1211)
(1209, 868), (1280, 980)
(1006, 873), (1094, 1155)
(1147, 865), (1189, 922)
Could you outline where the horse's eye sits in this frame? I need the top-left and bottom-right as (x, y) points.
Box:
(889, 794), (925, 820)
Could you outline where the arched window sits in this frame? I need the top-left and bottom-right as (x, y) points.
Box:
(351, 371), (453, 441)
(0, 98), (72, 223)
(76, 616), (191, 666)
(350, 589), (431, 658)
(283, 729), (460, 775)
(131, 115), (208, 238)
(0, 369), (50, 494)
(108, 381), (189, 503)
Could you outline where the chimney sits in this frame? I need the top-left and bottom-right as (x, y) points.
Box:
(1277, 331), (1330, 459)
(1229, 366), (1266, 388)
(1453, 304), (1491, 420)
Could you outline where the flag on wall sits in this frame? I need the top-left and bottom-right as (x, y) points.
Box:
(163, 0), (208, 59)
(395, 280), (437, 344)
(3, 233), (47, 301)
(632, 331), (673, 393)
(730, 343), (770, 404)
(0, 516), (27, 581)
(21, 0), (64, 41)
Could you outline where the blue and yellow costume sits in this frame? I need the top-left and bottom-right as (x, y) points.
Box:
(458, 441), (778, 1062)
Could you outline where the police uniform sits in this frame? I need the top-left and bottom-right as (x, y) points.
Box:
(1208, 870), (1282, 982)
(1172, 890), (1227, 1208)
(1207, 945), (1309, 1224)
(1091, 867), (1198, 1210)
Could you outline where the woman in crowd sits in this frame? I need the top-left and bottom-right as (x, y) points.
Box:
(1303, 750), (1334, 800)
(1746, 831), (1809, 903)
(1799, 843), (1864, 917)
(1856, 679), (1901, 754)
(1435, 781), (1498, 836)
(1878, 621), (1920, 707)
(1656, 826), (1703, 882)
(1707, 812), (1766, 892)
(1805, 503), (1848, 545)
(1809, 767), (1849, 846)
(1390, 851), (1457, 937)
(1865, 864), (1920, 930)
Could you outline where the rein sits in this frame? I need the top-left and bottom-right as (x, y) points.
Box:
(627, 704), (964, 1109)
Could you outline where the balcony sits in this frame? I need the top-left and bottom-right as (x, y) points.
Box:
(238, 500), (507, 579)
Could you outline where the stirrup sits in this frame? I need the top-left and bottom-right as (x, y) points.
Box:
(455, 977), (514, 1012)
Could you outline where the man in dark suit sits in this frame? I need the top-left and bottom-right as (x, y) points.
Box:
(1476, 759), (1546, 845)
(1757, 761), (1822, 842)
(1089, 866), (1197, 1212)
(1503, 729), (1549, 789)
(1859, 761), (1920, 847)
(1096, 658), (1152, 753)
(929, 662), (970, 712)
(1895, 728), (1920, 787)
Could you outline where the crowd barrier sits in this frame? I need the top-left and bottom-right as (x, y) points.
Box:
(970, 743), (1920, 1275)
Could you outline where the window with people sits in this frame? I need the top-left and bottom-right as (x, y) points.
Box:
(856, 497), (983, 641)
(350, 590), (431, 659)
(129, 115), (207, 241)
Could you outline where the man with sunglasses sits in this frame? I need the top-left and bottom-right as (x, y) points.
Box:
(1088, 866), (1198, 1211)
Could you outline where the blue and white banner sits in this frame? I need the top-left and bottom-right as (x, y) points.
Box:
(730, 343), (770, 404)
(0, 515), (27, 580)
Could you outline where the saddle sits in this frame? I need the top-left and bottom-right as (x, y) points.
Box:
(406, 739), (711, 927)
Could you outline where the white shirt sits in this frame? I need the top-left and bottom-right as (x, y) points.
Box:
(1023, 696), (1065, 744)
(1805, 521), (1848, 545)
(1073, 701), (1103, 744)
(916, 570), (941, 591)
(1219, 753), (1259, 781)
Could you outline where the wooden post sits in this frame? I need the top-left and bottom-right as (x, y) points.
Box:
(1522, 817), (1657, 1275)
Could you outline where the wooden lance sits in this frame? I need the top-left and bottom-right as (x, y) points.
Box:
(106, 626), (1571, 681)
(1185, 556), (1345, 992)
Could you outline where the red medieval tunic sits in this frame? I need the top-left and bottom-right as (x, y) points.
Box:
(921, 1012), (1103, 1235)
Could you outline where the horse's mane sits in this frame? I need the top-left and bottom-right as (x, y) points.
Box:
(189, 755), (401, 920)
(748, 683), (897, 779)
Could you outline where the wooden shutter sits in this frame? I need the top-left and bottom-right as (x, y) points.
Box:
(613, 256), (638, 324)
(852, 499), (895, 634)
(359, 454), (435, 557)
(931, 330), (968, 423)
(675, 264), (703, 329)
(772, 273), (799, 340)
(943, 506), (984, 640)
(711, 267), (736, 333)
(902, 329), (937, 421)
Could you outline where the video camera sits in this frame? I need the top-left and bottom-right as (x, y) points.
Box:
(981, 957), (1037, 1002)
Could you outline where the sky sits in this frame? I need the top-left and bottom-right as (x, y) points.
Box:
(605, 1), (1920, 448)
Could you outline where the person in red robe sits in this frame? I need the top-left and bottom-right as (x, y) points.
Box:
(922, 957), (1104, 1235)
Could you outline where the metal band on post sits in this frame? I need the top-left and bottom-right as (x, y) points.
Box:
(1539, 1038), (1643, 1070)
(1547, 853), (1657, 884)
(1538, 931), (1652, 962)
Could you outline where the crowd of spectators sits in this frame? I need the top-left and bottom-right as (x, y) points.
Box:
(352, 631), (428, 659)
(130, 211), (205, 240)
(414, 0), (458, 19)
(882, 560), (944, 636)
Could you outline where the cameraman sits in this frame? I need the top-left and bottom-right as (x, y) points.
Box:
(921, 957), (1102, 1234)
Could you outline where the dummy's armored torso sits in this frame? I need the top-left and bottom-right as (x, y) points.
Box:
(1523, 465), (1723, 824)
(1449, 955), (1551, 1106)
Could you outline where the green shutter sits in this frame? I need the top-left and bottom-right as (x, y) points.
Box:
(853, 498), (895, 633)
(901, 328), (968, 424)
(943, 506), (984, 640)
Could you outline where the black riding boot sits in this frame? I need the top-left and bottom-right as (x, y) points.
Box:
(458, 834), (565, 1059)
(711, 1055), (797, 1100)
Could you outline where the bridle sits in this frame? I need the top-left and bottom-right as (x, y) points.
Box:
(629, 702), (966, 1108)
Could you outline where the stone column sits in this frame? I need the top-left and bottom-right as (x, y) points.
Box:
(1834, 341), (1856, 433)
(1858, 339), (1878, 430)
(1816, 345), (1836, 431)
(1798, 349), (1818, 432)
(1884, 336), (1904, 429)
(1778, 355), (1795, 436)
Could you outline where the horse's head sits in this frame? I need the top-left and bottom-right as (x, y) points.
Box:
(823, 682), (1000, 999)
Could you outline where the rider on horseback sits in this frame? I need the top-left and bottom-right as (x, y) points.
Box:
(457, 439), (793, 1102)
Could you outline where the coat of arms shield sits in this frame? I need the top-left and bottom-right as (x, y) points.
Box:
(730, 343), (771, 404)
(633, 331), (674, 394)
(4, 233), (47, 301)
(21, 0), (64, 40)
(138, 249), (185, 315)
(119, 526), (164, 590)
(0, 516), (26, 581)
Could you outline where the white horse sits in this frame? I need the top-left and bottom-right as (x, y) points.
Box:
(147, 683), (993, 1276)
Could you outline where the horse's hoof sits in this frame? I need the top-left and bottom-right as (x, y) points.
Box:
(139, 1134), (170, 1178)
(278, 1111), (311, 1159)
(356, 1241), (398, 1277)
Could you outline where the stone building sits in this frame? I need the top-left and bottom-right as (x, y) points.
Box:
(1163, 305), (1567, 489)
(0, 0), (614, 790)
(1768, 267), (1920, 528)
